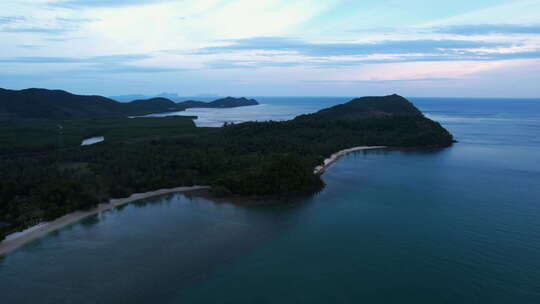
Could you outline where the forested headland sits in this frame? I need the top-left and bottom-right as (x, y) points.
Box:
(0, 93), (453, 241)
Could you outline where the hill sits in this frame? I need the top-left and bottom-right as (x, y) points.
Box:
(0, 88), (185, 120)
(296, 94), (422, 120)
(0, 88), (125, 120)
(127, 97), (185, 114)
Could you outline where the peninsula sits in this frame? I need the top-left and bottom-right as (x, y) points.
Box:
(0, 91), (453, 243)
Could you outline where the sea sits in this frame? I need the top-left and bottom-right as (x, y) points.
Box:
(1, 97), (540, 303)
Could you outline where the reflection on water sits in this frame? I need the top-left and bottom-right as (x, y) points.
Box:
(80, 215), (100, 228)
(0, 191), (317, 303)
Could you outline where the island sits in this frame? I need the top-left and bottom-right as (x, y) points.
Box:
(0, 90), (453, 245)
(178, 97), (259, 108)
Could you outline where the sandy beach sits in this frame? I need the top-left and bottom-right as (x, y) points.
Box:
(1, 147), (383, 256)
(0, 185), (209, 256)
(314, 146), (387, 175)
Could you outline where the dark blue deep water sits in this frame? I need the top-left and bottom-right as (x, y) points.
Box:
(1, 97), (540, 303)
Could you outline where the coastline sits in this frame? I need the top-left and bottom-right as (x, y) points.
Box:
(314, 146), (387, 175)
(0, 185), (209, 257)
(1, 147), (384, 256)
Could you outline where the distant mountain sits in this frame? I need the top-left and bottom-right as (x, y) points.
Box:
(127, 97), (185, 114)
(110, 93), (225, 103)
(108, 94), (149, 102)
(155, 92), (182, 100)
(111, 92), (181, 102)
(191, 93), (221, 100)
(0, 88), (185, 120)
(296, 94), (422, 121)
(179, 97), (259, 109)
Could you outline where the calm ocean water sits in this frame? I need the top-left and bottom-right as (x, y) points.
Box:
(1, 97), (540, 303)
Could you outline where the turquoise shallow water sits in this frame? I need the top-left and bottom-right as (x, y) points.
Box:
(1, 98), (540, 303)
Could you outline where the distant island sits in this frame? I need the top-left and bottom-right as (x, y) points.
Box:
(0, 88), (259, 120)
(178, 97), (258, 108)
(0, 90), (453, 243)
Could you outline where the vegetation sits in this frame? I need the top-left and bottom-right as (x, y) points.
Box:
(0, 116), (200, 155)
(299, 94), (422, 119)
(0, 88), (185, 120)
(0, 93), (453, 240)
(178, 97), (258, 108)
(0, 88), (258, 120)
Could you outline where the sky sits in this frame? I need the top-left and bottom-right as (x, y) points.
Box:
(1, 0), (540, 97)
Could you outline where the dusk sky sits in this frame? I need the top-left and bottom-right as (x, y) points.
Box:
(1, 0), (540, 97)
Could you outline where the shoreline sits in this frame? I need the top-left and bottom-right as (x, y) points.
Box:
(1, 147), (384, 256)
(314, 146), (387, 175)
(0, 185), (209, 257)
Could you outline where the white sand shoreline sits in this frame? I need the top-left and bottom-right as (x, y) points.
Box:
(0, 185), (209, 256)
(1, 148), (384, 256)
(314, 146), (387, 175)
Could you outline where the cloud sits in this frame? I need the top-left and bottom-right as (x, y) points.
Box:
(0, 54), (151, 64)
(86, 54), (152, 63)
(0, 27), (69, 35)
(196, 36), (538, 70)
(17, 45), (43, 49)
(0, 54), (184, 74)
(56, 17), (96, 23)
(0, 16), (96, 35)
(201, 50), (540, 70)
(85, 64), (182, 74)
(434, 24), (540, 35)
(205, 59), (301, 69)
(45, 37), (83, 42)
(303, 78), (457, 84)
(356, 50), (540, 64)
(0, 16), (25, 25)
(349, 23), (540, 37)
(50, 0), (173, 8)
(485, 50), (540, 60)
(195, 37), (513, 57)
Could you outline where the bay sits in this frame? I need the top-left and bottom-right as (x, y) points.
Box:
(1, 97), (539, 303)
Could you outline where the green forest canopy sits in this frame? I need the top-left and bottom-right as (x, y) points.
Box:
(0, 94), (453, 241)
